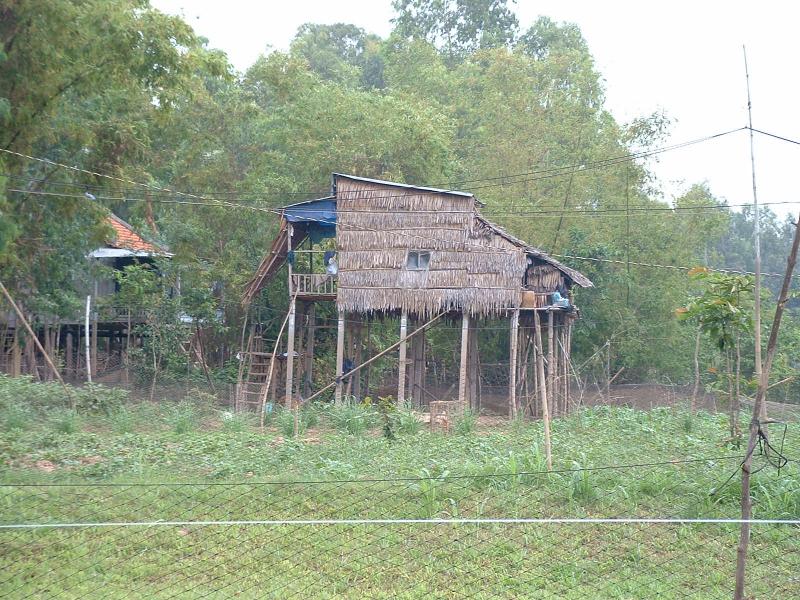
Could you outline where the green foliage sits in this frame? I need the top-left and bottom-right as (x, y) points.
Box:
(678, 270), (754, 351)
(219, 411), (254, 434)
(166, 403), (198, 435)
(49, 409), (80, 435)
(109, 407), (136, 435)
(328, 401), (376, 436)
(3, 0), (797, 393)
(453, 409), (477, 435)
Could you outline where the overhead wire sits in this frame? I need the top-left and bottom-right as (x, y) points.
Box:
(2, 126), (797, 278)
(0, 126), (745, 203)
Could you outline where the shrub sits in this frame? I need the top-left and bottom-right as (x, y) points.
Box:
(167, 403), (197, 435)
(329, 402), (376, 436)
(0, 375), (128, 415)
(1, 402), (32, 431)
(50, 409), (80, 435)
(391, 404), (421, 436)
(110, 407), (136, 434)
(454, 410), (477, 435)
(220, 411), (254, 433)
(278, 409), (308, 438)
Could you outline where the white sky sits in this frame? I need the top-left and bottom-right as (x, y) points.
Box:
(153, 0), (800, 216)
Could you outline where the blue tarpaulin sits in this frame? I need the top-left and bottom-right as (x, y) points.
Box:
(284, 197), (336, 226)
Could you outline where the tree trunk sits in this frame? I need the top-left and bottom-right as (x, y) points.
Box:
(692, 327), (701, 412)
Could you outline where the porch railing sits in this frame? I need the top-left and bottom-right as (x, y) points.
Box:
(290, 273), (337, 298)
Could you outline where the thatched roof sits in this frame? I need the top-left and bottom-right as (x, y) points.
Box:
(474, 216), (593, 288)
(243, 173), (593, 314)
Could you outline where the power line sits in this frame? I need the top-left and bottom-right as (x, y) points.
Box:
(751, 127), (800, 146)
(0, 126), (745, 203)
(8, 187), (800, 217)
(551, 253), (796, 279)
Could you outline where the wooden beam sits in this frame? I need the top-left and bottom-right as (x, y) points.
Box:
(509, 309), (520, 420)
(284, 297), (297, 408)
(0, 281), (66, 389)
(547, 310), (555, 417)
(458, 311), (470, 410)
(303, 303), (315, 397)
(533, 310), (552, 470)
(397, 311), (408, 403)
(334, 309), (345, 405)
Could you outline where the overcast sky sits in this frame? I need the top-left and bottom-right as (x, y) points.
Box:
(152, 0), (800, 216)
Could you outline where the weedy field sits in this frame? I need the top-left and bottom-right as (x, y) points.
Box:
(0, 376), (798, 598)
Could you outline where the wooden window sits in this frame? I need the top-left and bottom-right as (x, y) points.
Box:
(406, 250), (431, 271)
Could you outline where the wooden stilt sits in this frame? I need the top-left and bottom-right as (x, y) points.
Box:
(533, 310), (552, 470)
(410, 318), (425, 409)
(65, 332), (74, 379)
(468, 317), (479, 412)
(284, 296), (296, 408)
(11, 328), (20, 377)
(458, 311), (470, 410)
(397, 310), (408, 403)
(304, 303), (315, 397)
(566, 320), (573, 412)
(363, 319), (372, 398)
(91, 312), (98, 380)
(294, 302), (306, 400)
(352, 315), (362, 399)
(334, 309), (345, 405)
(509, 309), (520, 419)
(419, 326), (427, 407)
(547, 310), (555, 417)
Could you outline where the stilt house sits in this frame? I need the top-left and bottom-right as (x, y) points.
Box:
(1, 214), (171, 380)
(241, 173), (592, 417)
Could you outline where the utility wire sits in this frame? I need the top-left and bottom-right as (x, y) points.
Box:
(0, 126), (745, 202)
(8, 187), (800, 217)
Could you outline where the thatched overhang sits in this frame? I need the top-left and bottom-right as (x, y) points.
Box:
(243, 173), (592, 314)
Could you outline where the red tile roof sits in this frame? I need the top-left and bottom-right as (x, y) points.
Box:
(105, 214), (164, 254)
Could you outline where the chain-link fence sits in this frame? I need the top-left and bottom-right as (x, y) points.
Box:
(1, 455), (798, 598)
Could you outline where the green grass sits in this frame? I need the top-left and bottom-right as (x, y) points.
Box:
(0, 378), (798, 598)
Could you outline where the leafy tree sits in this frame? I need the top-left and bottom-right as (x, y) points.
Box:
(392, 0), (519, 61)
(678, 270), (754, 437)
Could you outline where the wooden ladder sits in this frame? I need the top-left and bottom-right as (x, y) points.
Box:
(236, 332), (280, 411)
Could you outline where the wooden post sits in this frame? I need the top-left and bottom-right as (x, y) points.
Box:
(458, 311), (470, 409)
(534, 310), (552, 470)
(306, 312), (446, 404)
(565, 320), (572, 413)
(468, 317), (479, 411)
(509, 309), (520, 419)
(397, 311), (408, 403)
(85, 295), (92, 383)
(352, 315), (362, 399)
(734, 211), (800, 600)
(334, 309), (345, 405)
(0, 281), (65, 387)
(294, 302), (306, 400)
(304, 303), (316, 397)
(10, 328), (20, 377)
(363, 319), (372, 398)
(547, 310), (555, 416)
(284, 296), (296, 408)
(91, 316), (98, 379)
(65, 332), (73, 379)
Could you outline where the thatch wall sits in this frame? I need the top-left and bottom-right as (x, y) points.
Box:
(335, 176), (528, 316)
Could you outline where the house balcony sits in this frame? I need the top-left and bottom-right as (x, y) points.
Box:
(290, 273), (337, 301)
